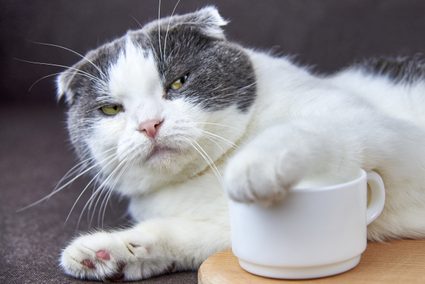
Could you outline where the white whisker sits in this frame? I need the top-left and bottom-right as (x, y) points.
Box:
(76, 145), (138, 227)
(157, 0), (163, 60)
(99, 156), (134, 227)
(28, 72), (63, 92)
(201, 135), (226, 153)
(15, 58), (107, 88)
(196, 121), (241, 131)
(201, 129), (238, 149)
(31, 41), (107, 79)
(17, 153), (106, 212)
(65, 151), (119, 224)
(183, 137), (222, 183)
(163, 0), (181, 61)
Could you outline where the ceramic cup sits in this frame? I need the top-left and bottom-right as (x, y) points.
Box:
(229, 169), (385, 279)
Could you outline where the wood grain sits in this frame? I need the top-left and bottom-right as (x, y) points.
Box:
(198, 240), (425, 284)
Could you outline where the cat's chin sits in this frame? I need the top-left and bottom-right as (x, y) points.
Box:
(145, 145), (180, 162)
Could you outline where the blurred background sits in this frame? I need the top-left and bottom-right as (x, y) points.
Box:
(1, 1), (424, 283)
(2, 0), (425, 104)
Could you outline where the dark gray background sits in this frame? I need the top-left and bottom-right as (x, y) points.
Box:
(1, 1), (424, 283)
(2, 0), (425, 104)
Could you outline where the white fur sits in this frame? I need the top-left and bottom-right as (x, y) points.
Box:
(61, 34), (425, 280)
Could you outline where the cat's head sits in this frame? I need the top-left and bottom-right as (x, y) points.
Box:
(57, 7), (256, 195)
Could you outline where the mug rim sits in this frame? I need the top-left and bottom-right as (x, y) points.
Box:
(293, 169), (366, 192)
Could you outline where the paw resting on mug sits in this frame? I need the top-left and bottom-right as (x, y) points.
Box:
(60, 230), (173, 281)
(224, 147), (304, 204)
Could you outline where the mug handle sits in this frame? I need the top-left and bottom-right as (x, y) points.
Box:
(366, 171), (386, 225)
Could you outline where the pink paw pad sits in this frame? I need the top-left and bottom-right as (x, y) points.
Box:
(96, 249), (110, 261)
(81, 259), (95, 269)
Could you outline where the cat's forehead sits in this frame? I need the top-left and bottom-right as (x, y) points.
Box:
(107, 38), (162, 103)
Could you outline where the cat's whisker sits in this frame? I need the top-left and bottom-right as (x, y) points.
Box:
(86, 186), (107, 228)
(196, 121), (241, 131)
(31, 41), (107, 79)
(99, 156), (134, 227)
(183, 137), (222, 183)
(77, 145), (138, 227)
(15, 58), (99, 82)
(86, 174), (109, 228)
(208, 82), (258, 98)
(65, 152), (120, 224)
(157, 0), (163, 61)
(81, 166), (120, 227)
(28, 72), (63, 92)
(209, 84), (235, 94)
(53, 147), (117, 192)
(201, 134), (236, 153)
(163, 0), (182, 61)
(55, 157), (94, 191)
(16, 153), (108, 213)
(95, 158), (129, 227)
(55, 147), (117, 188)
(91, 146), (139, 227)
(15, 58), (107, 89)
(52, 163), (93, 201)
(201, 135), (226, 153)
(193, 141), (223, 183)
(200, 130), (238, 149)
(76, 177), (108, 228)
(86, 176), (103, 226)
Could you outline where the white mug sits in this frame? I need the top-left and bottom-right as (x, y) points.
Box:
(229, 169), (385, 279)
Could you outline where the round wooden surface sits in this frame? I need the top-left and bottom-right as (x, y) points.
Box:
(198, 240), (425, 284)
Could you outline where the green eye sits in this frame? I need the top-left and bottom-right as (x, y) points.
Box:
(100, 104), (123, 116)
(170, 74), (188, 91)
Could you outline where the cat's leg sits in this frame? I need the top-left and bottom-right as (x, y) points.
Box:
(225, 112), (405, 204)
(225, 117), (361, 204)
(225, 112), (425, 239)
(60, 218), (229, 281)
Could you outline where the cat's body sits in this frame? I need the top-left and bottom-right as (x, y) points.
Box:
(58, 7), (425, 281)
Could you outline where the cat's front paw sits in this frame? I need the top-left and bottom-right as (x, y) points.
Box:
(224, 148), (304, 205)
(60, 230), (172, 281)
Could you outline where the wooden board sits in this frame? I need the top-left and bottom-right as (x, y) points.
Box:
(198, 240), (425, 284)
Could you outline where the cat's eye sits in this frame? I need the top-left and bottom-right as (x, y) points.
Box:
(170, 74), (189, 91)
(100, 104), (123, 116)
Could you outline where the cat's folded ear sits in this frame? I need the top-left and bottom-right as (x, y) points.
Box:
(56, 69), (75, 105)
(189, 6), (229, 39)
(156, 6), (229, 39)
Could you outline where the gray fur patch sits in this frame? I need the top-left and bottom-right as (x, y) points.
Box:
(356, 54), (425, 84)
(131, 7), (256, 112)
(139, 32), (255, 112)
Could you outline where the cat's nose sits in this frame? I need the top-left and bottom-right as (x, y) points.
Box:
(138, 119), (163, 138)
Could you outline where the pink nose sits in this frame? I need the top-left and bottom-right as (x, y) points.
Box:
(138, 119), (163, 138)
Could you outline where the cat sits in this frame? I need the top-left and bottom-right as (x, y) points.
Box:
(57, 6), (425, 281)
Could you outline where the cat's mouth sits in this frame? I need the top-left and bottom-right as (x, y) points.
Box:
(144, 145), (180, 161)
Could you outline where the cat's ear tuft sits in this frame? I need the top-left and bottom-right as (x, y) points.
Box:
(193, 6), (229, 39)
(56, 70), (75, 105)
